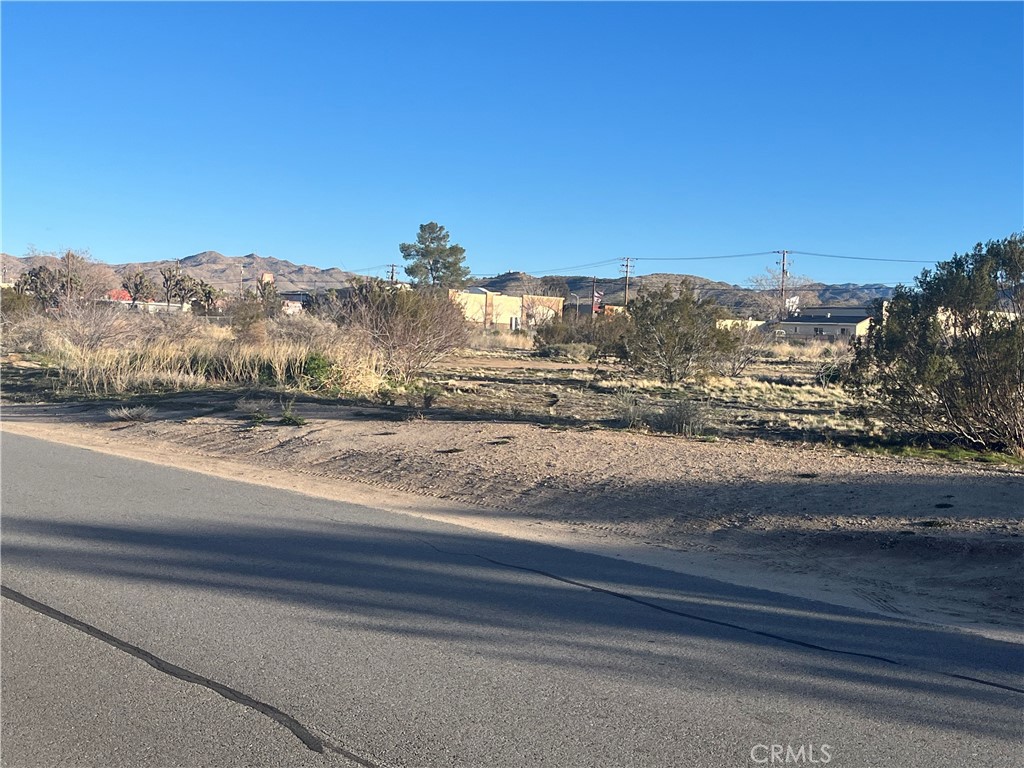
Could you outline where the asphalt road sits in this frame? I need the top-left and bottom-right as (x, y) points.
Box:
(1, 431), (1021, 768)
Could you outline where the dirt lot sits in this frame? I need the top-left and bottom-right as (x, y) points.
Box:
(3, 352), (1021, 643)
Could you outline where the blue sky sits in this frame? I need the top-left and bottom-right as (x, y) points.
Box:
(2, 2), (1021, 286)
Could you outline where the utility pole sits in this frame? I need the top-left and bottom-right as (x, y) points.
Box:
(239, 262), (244, 298)
(591, 276), (598, 321)
(776, 249), (789, 318)
(387, 264), (398, 284)
(621, 257), (635, 307)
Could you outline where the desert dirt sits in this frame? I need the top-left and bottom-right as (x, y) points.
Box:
(2, 365), (1021, 644)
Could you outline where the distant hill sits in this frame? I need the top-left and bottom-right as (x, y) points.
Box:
(3, 251), (895, 312)
(1, 252), (60, 283)
(116, 251), (357, 294)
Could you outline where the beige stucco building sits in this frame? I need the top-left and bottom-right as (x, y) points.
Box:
(450, 288), (565, 330)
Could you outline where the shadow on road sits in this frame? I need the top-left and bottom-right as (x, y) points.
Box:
(3, 509), (1021, 742)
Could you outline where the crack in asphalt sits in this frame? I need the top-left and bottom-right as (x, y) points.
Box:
(1, 585), (383, 768)
(413, 539), (1024, 696)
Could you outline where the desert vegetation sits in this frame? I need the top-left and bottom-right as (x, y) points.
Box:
(3, 234), (1021, 459)
(846, 234), (1023, 457)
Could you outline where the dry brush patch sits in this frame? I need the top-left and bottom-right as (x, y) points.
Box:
(1, 305), (384, 397)
(419, 349), (873, 444)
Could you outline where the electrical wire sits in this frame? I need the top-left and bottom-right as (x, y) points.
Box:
(344, 264), (391, 274)
(789, 250), (935, 264)
(635, 251), (777, 262)
(532, 257), (623, 274)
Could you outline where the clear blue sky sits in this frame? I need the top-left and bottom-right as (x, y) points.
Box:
(3, 1), (1021, 286)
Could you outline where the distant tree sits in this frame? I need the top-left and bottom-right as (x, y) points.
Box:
(192, 280), (221, 315)
(538, 275), (571, 301)
(122, 270), (157, 307)
(174, 274), (201, 307)
(226, 292), (268, 343)
(307, 288), (347, 324)
(14, 265), (63, 308)
(160, 267), (180, 308)
(746, 266), (818, 321)
(58, 249), (117, 302)
(624, 282), (734, 383)
(400, 222), (470, 288)
(255, 278), (282, 318)
(846, 234), (1023, 456)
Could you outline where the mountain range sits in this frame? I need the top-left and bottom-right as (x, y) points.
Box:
(1, 251), (895, 311)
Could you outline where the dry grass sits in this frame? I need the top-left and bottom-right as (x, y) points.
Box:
(106, 404), (156, 422)
(419, 347), (877, 443)
(3, 305), (384, 397)
(466, 328), (535, 351)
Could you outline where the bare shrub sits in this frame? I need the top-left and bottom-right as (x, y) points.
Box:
(51, 302), (139, 350)
(342, 283), (469, 383)
(646, 397), (712, 436)
(107, 405), (155, 422)
(613, 390), (646, 429)
(613, 391), (712, 436)
(2, 308), (51, 353)
(815, 348), (853, 388)
(714, 324), (771, 377)
(268, 314), (342, 347)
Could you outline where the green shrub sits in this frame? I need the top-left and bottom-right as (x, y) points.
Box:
(303, 351), (333, 388)
(624, 283), (733, 383)
(847, 233), (1023, 456)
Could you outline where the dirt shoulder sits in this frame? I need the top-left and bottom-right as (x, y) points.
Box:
(2, 392), (1021, 643)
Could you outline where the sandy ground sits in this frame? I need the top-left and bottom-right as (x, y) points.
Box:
(1, 391), (1021, 643)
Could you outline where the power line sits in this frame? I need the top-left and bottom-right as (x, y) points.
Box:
(636, 251), (777, 262)
(789, 250), (935, 264)
(534, 257), (622, 274)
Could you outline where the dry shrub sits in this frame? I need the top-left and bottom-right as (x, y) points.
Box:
(1, 310), (51, 353)
(613, 391), (713, 436)
(107, 405), (156, 422)
(343, 285), (469, 383)
(268, 314), (342, 347)
(51, 302), (141, 350)
(3, 302), (383, 397)
(467, 328), (534, 351)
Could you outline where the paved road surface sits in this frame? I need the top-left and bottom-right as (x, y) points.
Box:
(2, 432), (1021, 767)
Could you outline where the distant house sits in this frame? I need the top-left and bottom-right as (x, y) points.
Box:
(279, 290), (315, 308)
(450, 288), (564, 330)
(775, 306), (873, 341)
(98, 297), (191, 314)
(718, 318), (767, 332)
